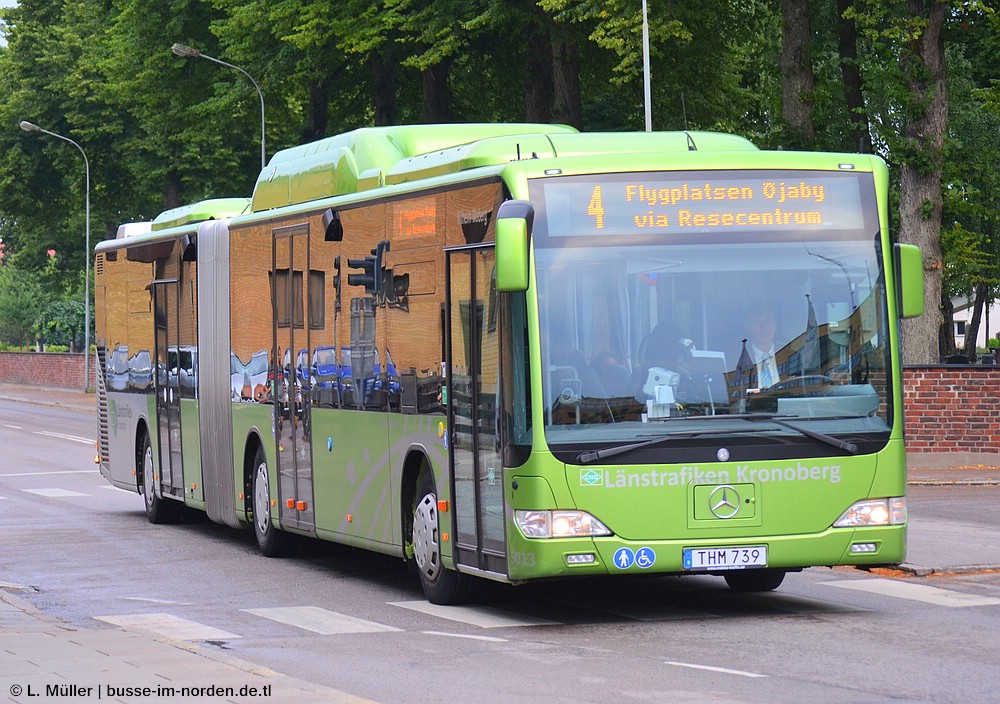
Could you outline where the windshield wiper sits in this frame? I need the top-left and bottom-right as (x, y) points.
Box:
(719, 413), (859, 454)
(576, 427), (770, 464)
(574, 413), (859, 464)
(753, 416), (859, 454)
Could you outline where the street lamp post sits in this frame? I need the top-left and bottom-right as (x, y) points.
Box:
(19, 120), (91, 393)
(171, 43), (267, 170)
(641, 0), (652, 132)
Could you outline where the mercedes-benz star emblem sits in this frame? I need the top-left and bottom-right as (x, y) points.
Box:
(708, 485), (741, 519)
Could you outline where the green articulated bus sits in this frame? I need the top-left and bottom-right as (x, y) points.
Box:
(95, 123), (925, 604)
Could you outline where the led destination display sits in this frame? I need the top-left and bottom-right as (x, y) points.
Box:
(540, 172), (868, 237)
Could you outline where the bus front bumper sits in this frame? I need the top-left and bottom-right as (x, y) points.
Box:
(504, 525), (906, 581)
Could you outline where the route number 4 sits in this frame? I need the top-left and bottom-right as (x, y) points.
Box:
(587, 186), (605, 229)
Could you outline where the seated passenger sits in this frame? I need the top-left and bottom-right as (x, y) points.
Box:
(635, 323), (705, 405)
(551, 348), (606, 399)
(591, 351), (631, 397)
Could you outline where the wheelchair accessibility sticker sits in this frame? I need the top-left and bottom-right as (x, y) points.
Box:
(613, 547), (656, 570)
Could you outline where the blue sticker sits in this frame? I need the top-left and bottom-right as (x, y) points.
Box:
(327, 437), (333, 452)
(613, 547), (635, 570)
(635, 547), (656, 569)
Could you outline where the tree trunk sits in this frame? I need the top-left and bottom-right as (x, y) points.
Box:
(303, 80), (330, 143)
(963, 283), (989, 359)
(898, 0), (947, 365)
(164, 172), (183, 210)
(524, 6), (553, 123)
(421, 59), (452, 124)
(835, 0), (873, 152)
(369, 51), (397, 127)
(940, 292), (956, 358)
(779, 0), (816, 147)
(551, 29), (582, 129)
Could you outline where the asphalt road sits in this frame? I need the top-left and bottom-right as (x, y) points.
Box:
(2, 398), (999, 704)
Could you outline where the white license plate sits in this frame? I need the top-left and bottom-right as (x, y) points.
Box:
(683, 545), (767, 571)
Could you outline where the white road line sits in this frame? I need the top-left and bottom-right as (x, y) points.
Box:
(422, 631), (508, 642)
(822, 579), (1000, 607)
(390, 601), (560, 628)
(5, 470), (96, 477)
(665, 661), (768, 678)
(94, 613), (240, 641)
(33, 430), (93, 444)
(242, 606), (402, 635)
(125, 597), (193, 605)
(22, 488), (89, 498)
(3, 424), (23, 429)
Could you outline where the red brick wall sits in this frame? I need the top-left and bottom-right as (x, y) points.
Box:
(0, 351), (88, 389)
(903, 366), (1000, 460)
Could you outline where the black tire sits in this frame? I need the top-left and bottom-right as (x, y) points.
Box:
(412, 470), (473, 605)
(139, 432), (179, 525)
(251, 445), (287, 557)
(723, 569), (786, 592)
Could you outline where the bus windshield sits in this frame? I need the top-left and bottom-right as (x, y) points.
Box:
(529, 169), (891, 452)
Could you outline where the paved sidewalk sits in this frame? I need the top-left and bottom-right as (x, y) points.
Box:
(3, 381), (1000, 700)
(0, 383), (96, 414)
(0, 589), (373, 704)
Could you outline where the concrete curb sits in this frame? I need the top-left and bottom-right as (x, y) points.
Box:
(908, 479), (1000, 487)
(896, 563), (1000, 577)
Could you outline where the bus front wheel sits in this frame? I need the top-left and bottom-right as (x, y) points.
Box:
(252, 446), (287, 557)
(412, 472), (471, 605)
(723, 569), (786, 592)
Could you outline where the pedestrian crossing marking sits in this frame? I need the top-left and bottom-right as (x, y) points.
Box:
(822, 579), (1000, 607)
(242, 606), (401, 635)
(94, 613), (240, 641)
(23, 488), (89, 498)
(422, 631), (508, 642)
(389, 601), (560, 628)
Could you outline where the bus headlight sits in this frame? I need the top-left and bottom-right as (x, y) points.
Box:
(833, 497), (906, 527)
(515, 510), (612, 539)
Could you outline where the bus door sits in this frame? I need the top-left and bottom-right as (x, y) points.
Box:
(445, 246), (507, 576)
(152, 278), (183, 498)
(272, 224), (315, 532)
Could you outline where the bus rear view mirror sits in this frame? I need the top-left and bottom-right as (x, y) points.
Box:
(496, 200), (533, 292)
(893, 243), (924, 319)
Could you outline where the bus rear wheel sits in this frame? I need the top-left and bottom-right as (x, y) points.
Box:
(252, 446), (287, 557)
(139, 433), (178, 525)
(723, 569), (786, 592)
(412, 472), (472, 605)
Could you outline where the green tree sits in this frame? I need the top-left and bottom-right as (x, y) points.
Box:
(939, 38), (1000, 358)
(0, 0), (100, 276)
(0, 265), (45, 347)
(854, 0), (952, 364)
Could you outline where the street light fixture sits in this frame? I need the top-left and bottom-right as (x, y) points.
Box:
(19, 120), (92, 393)
(171, 43), (267, 170)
